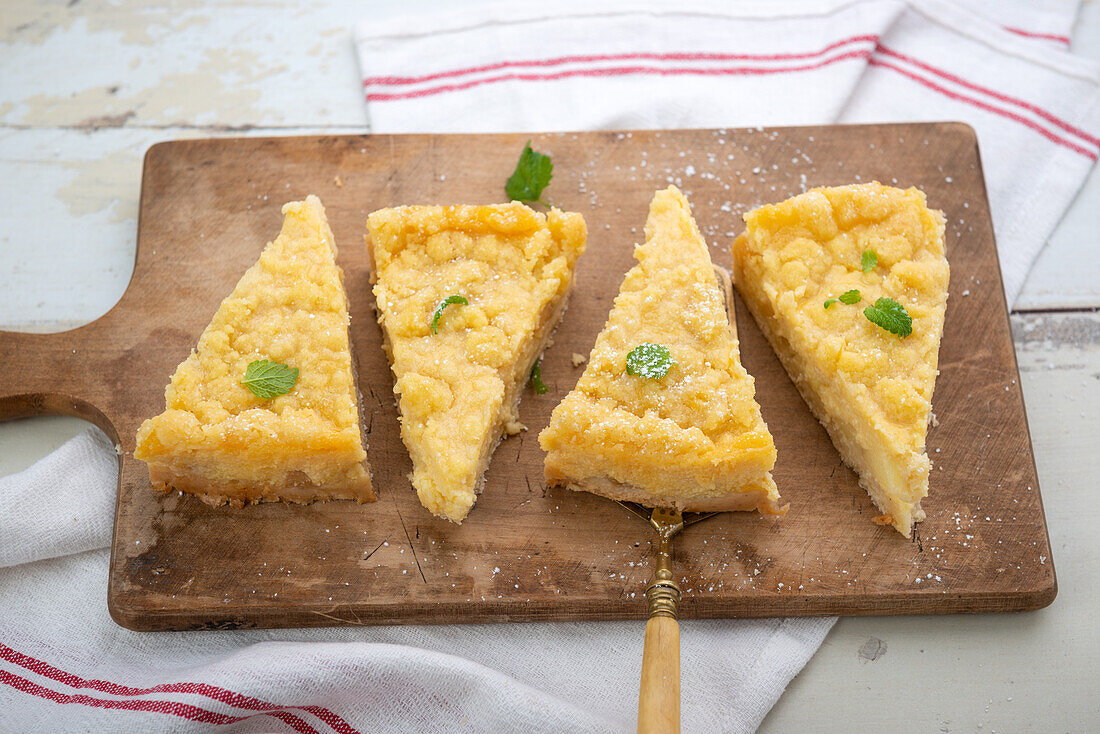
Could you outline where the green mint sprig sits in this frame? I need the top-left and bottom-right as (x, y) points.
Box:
(626, 343), (674, 379)
(505, 141), (553, 206)
(864, 297), (913, 337)
(839, 289), (861, 305)
(431, 295), (468, 334)
(861, 249), (878, 273)
(825, 289), (861, 309)
(242, 359), (299, 399)
(530, 358), (548, 394)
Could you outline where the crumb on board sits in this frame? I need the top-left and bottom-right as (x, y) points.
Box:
(334, 175), (344, 188)
(571, 353), (587, 367)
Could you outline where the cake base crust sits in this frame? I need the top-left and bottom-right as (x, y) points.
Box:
(148, 465), (375, 508)
(548, 473), (786, 515)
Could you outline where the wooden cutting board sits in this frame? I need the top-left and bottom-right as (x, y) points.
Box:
(0, 125), (1055, 631)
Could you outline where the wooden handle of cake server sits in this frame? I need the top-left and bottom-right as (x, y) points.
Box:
(638, 613), (681, 734)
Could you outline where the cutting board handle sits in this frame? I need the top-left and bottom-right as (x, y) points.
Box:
(638, 614), (680, 734)
(0, 324), (121, 448)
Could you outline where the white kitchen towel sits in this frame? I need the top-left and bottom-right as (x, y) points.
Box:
(355, 0), (1100, 306)
(0, 426), (117, 568)
(1, 430), (830, 734)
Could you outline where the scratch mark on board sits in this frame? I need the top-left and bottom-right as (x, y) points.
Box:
(396, 508), (427, 584)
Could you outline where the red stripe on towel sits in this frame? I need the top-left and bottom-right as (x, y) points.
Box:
(1004, 27), (1071, 45)
(0, 669), (319, 733)
(868, 57), (1097, 160)
(363, 34), (879, 86)
(365, 49), (873, 101)
(0, 643), (359, 734)
(874, 45), (1098, 147)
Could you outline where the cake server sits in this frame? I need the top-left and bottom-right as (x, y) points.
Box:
(618, 502), (718, 734)
(621, 266), (741, 734)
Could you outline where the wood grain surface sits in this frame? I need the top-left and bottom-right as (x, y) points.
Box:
(0, 124), (1056, 631)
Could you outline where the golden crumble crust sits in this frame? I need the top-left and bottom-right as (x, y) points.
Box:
(733, 182), (949, 536)
(134, 195), (372, 503)
(539, 186), (782, 513)
(367, 202), (587, 523)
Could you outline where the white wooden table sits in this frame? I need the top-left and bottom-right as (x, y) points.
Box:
(2, 2), (1097, 731)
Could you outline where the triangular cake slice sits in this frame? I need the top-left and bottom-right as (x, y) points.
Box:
(539, 186), (784, 514)
(367, 203), (587, 523)
(733, 182), (949, 536)
(135, 195), (373, 507)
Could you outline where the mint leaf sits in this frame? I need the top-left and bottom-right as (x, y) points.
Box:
(626, 343), (674, 379)
(530, 358), (548, 394)
(839, 289), (861, 305)
(864, 297), (913, 337)
(861, 249), (878, 273)
(505, 141), (553, 205)
(431, 295), (468, 334)
(242, 359), (298, 399)
(824, 299), (837, 309)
